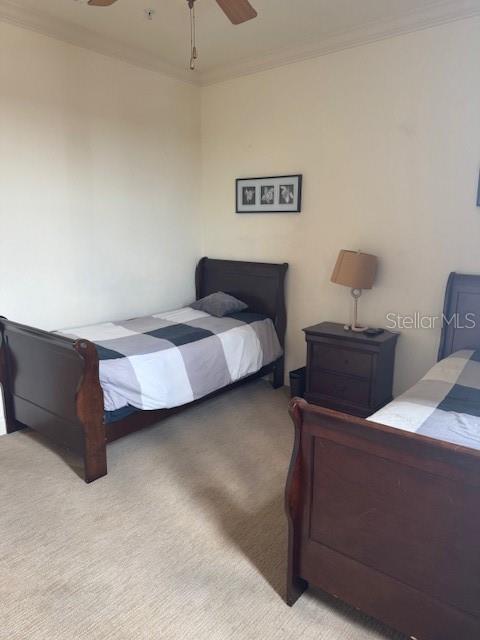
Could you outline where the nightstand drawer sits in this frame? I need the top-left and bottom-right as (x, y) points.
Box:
(310, 343), (373, 379)
(309, 371), (370, 405)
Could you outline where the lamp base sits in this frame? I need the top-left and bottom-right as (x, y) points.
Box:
(347, 289), (368, 333)
(344, 324), (368, 333)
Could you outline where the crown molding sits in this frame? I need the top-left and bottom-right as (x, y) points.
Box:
(0, 0), (479, 88)
(200, 0), (480, 86)
(0, 0), (199, 85)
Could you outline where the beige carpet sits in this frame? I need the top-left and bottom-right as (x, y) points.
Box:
(0, 380), (405, 640)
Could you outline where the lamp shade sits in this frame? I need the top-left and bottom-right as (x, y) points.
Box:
(331, 250), (377, 290)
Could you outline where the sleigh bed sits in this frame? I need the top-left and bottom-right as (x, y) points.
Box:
(0, 258), (287, 483)
(285, 272), (480, 640)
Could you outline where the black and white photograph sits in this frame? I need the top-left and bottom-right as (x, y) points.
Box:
(236, 175), (302, 213)
(242, 186), (256, 206)
(261, 185), (275, 204)
(279, 184), (294, 205)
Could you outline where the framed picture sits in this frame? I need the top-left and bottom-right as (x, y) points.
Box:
(236, 175), (302, 213)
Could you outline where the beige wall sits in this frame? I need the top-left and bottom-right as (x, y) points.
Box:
(201, 17), (480, 394)
(0, 22), (201, 433)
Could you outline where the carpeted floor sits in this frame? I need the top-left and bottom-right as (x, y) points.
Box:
(0, 380), (405, 640)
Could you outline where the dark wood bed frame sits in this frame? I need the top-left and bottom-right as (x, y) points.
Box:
(285, 272), (480, 640)
(0, 257), (288, 483)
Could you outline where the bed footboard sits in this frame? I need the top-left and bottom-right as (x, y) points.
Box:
(0, 319), (106, 483)
(285, 398), (480, 640)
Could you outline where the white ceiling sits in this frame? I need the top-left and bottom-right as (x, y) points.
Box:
(1, 0), (479, 84)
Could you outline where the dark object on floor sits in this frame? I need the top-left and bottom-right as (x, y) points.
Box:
(302, 322), (398, 417)
(289, 367), (306, 399)
(0, 258), (288, 483)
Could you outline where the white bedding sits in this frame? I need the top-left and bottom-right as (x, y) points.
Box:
(61, 307), (282, 414)
(369, 350), (480, 451)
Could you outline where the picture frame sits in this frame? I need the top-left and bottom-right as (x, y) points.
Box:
(477, 170), (480, 207)
(236, 175), (302, 213)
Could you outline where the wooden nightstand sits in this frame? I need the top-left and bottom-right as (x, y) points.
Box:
(303, 322), (399, 418)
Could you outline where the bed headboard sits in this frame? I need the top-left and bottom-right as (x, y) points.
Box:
(195, 257), (288, 346)
(438, 272), (480, 360)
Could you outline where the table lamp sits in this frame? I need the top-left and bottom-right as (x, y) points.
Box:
(331, 250), (378, 332)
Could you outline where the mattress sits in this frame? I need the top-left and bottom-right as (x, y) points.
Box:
(60, 307), (282, 419)
(369, 350), (480, 451)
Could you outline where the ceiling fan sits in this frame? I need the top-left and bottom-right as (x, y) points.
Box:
(87, 0), (257, 25)
(87, 0), (257, 70)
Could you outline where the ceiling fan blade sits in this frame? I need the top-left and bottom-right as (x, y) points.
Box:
(88, 0), (119, 6)
(215, 0), (257, 25)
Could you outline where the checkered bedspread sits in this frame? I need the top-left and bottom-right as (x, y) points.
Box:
(61, 307), (282, 413)
(369, 350), (480, 451)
